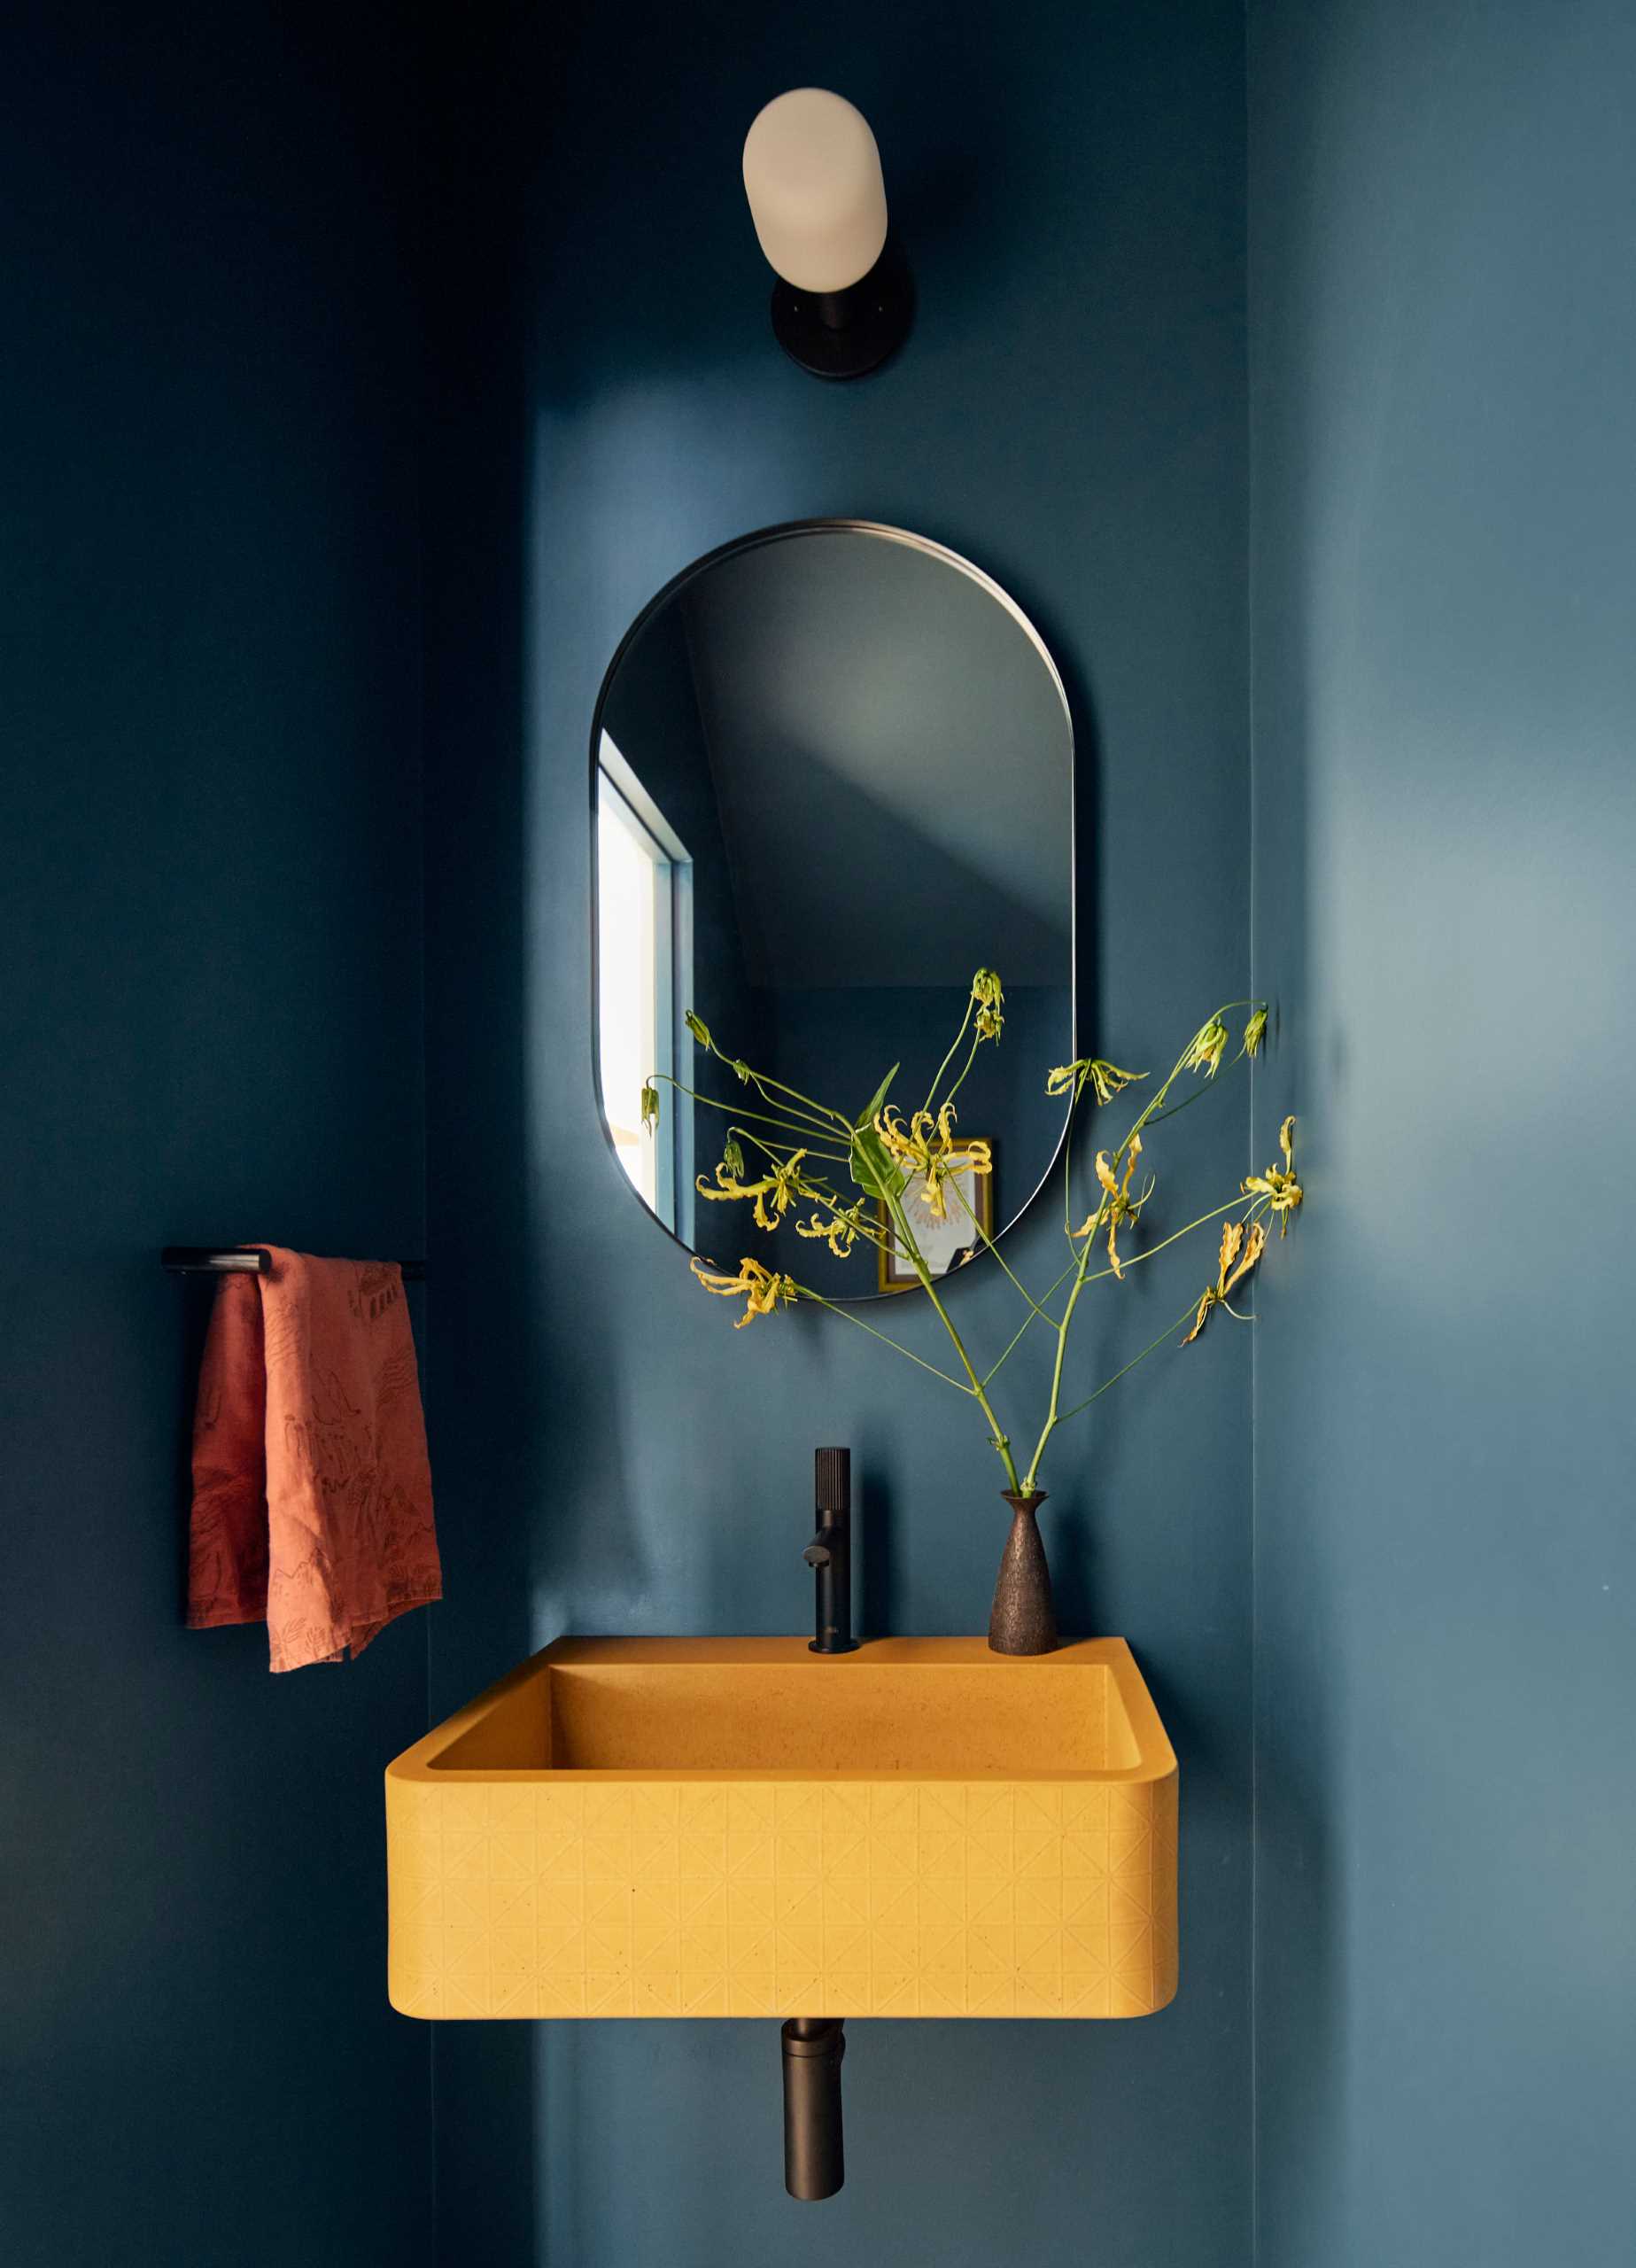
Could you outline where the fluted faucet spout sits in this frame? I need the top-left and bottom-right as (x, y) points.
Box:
(806, 1450), (857, 1653)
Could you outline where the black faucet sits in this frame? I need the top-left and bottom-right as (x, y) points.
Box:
(803, 1447), (858, 1653)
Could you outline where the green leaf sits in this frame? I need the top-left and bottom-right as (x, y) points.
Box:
(849, 1123), (907, 1204)
(853, 1062), (900, 1131)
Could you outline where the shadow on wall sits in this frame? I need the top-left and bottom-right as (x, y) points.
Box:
(1247, 341), (1343, 2257)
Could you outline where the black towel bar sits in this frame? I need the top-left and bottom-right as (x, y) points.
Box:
(162, 1247), (426, 1282)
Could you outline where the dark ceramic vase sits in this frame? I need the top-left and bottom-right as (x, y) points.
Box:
(988, 1491), (1058, 1655)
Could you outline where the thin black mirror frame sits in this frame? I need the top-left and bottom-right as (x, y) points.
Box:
(587, 517), (1078, 1305)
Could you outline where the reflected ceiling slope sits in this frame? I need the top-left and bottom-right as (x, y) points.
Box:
(677, 531), (1072, 986)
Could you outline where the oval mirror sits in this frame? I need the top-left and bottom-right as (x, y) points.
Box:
(591, 521), (1075, 1301)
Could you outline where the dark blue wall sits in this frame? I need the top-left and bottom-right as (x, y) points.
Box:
(1248, 4), (1636, 2263)
(37, 4), (1625, 2260)
(423, 3), (1252, 2263)
(0, 9), (433, 2264)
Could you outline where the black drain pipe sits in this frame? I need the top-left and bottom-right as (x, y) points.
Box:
(780, 2017), (846, 2199)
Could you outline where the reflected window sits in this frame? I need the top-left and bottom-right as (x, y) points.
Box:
(596, 734), (692, 1234)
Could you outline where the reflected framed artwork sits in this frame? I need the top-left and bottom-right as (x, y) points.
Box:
(878, 1146), (996, 1292)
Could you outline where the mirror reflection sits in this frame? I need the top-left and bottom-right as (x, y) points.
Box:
(593, 522), (1074, 1300)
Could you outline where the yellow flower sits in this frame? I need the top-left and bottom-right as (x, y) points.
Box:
(1047, 1058), (1150, 1106)
(971, 967), (1004, 1041)
(1243, 1115), (1303, 1233)
(925, 1140), (993, 1220)
(1074, 1132), (1149, 1278)
(640, 1082), (660, 1132)
(795, 1200), (867, 1258)
(876, 1107), (992, 1221)
(684, 1010), (713, 1049)
(1184, 1016), (1229, 1078)
(877, 1104), (982, 1167)
(1182, 1216), (1268, 1344)
(695, 1149), (809, 1232)
(873, 1107), (934, 1173)
(689, 1254), (798, 1328)
(1094, 1060), (1144, 1105)
(1243, 1008), (1268, 1060)
(915, 1175), (950, 1223)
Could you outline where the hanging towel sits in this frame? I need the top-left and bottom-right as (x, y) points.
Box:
(187, 1246), (440, 1671)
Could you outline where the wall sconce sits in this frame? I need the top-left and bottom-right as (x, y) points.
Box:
(742, 89), (913, 380)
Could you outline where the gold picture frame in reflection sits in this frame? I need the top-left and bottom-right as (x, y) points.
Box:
(878, 1146), (996, 1293)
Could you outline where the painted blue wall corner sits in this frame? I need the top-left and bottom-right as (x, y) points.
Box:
(1249, 3), (1636, 2262)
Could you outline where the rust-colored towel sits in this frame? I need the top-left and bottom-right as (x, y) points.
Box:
(187, 1247), (440, 1672)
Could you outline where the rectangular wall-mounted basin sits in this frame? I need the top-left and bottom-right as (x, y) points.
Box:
(386, 1636), (1177, 2021)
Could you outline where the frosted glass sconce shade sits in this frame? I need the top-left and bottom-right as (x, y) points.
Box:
(741, 89), (912, 380)
(743, 89), (887, 292)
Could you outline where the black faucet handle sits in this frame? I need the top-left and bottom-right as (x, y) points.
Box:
(803, 1535), (834, 1569)
(815, 1446), (850, 1517)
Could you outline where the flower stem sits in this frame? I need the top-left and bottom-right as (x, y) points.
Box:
(981, 1257), (1082, 1385)
(655, 1074), (829, 1146)
(935, 1030), (986, 1119)
(714, 1045), (851, 1134)
(946, 1175), (1056, 1324)
(1077, 1192), (1253, 1287)
(734, 1124), (852, 1170)
(1051, 1301), (1204, 1427)
(1020, 1234), (1097, 1491)
(796, 1291), (972, 1392)
(921, 998), (974, 1115)
(885, 1189), (1021, 1490)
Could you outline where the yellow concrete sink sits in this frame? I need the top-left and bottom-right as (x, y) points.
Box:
(385, 1636), (1177, 2022)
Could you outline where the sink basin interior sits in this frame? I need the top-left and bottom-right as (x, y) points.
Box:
(427, 1639), (1146, 1776)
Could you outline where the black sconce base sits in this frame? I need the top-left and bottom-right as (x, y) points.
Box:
(770, 238), (913, 380)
